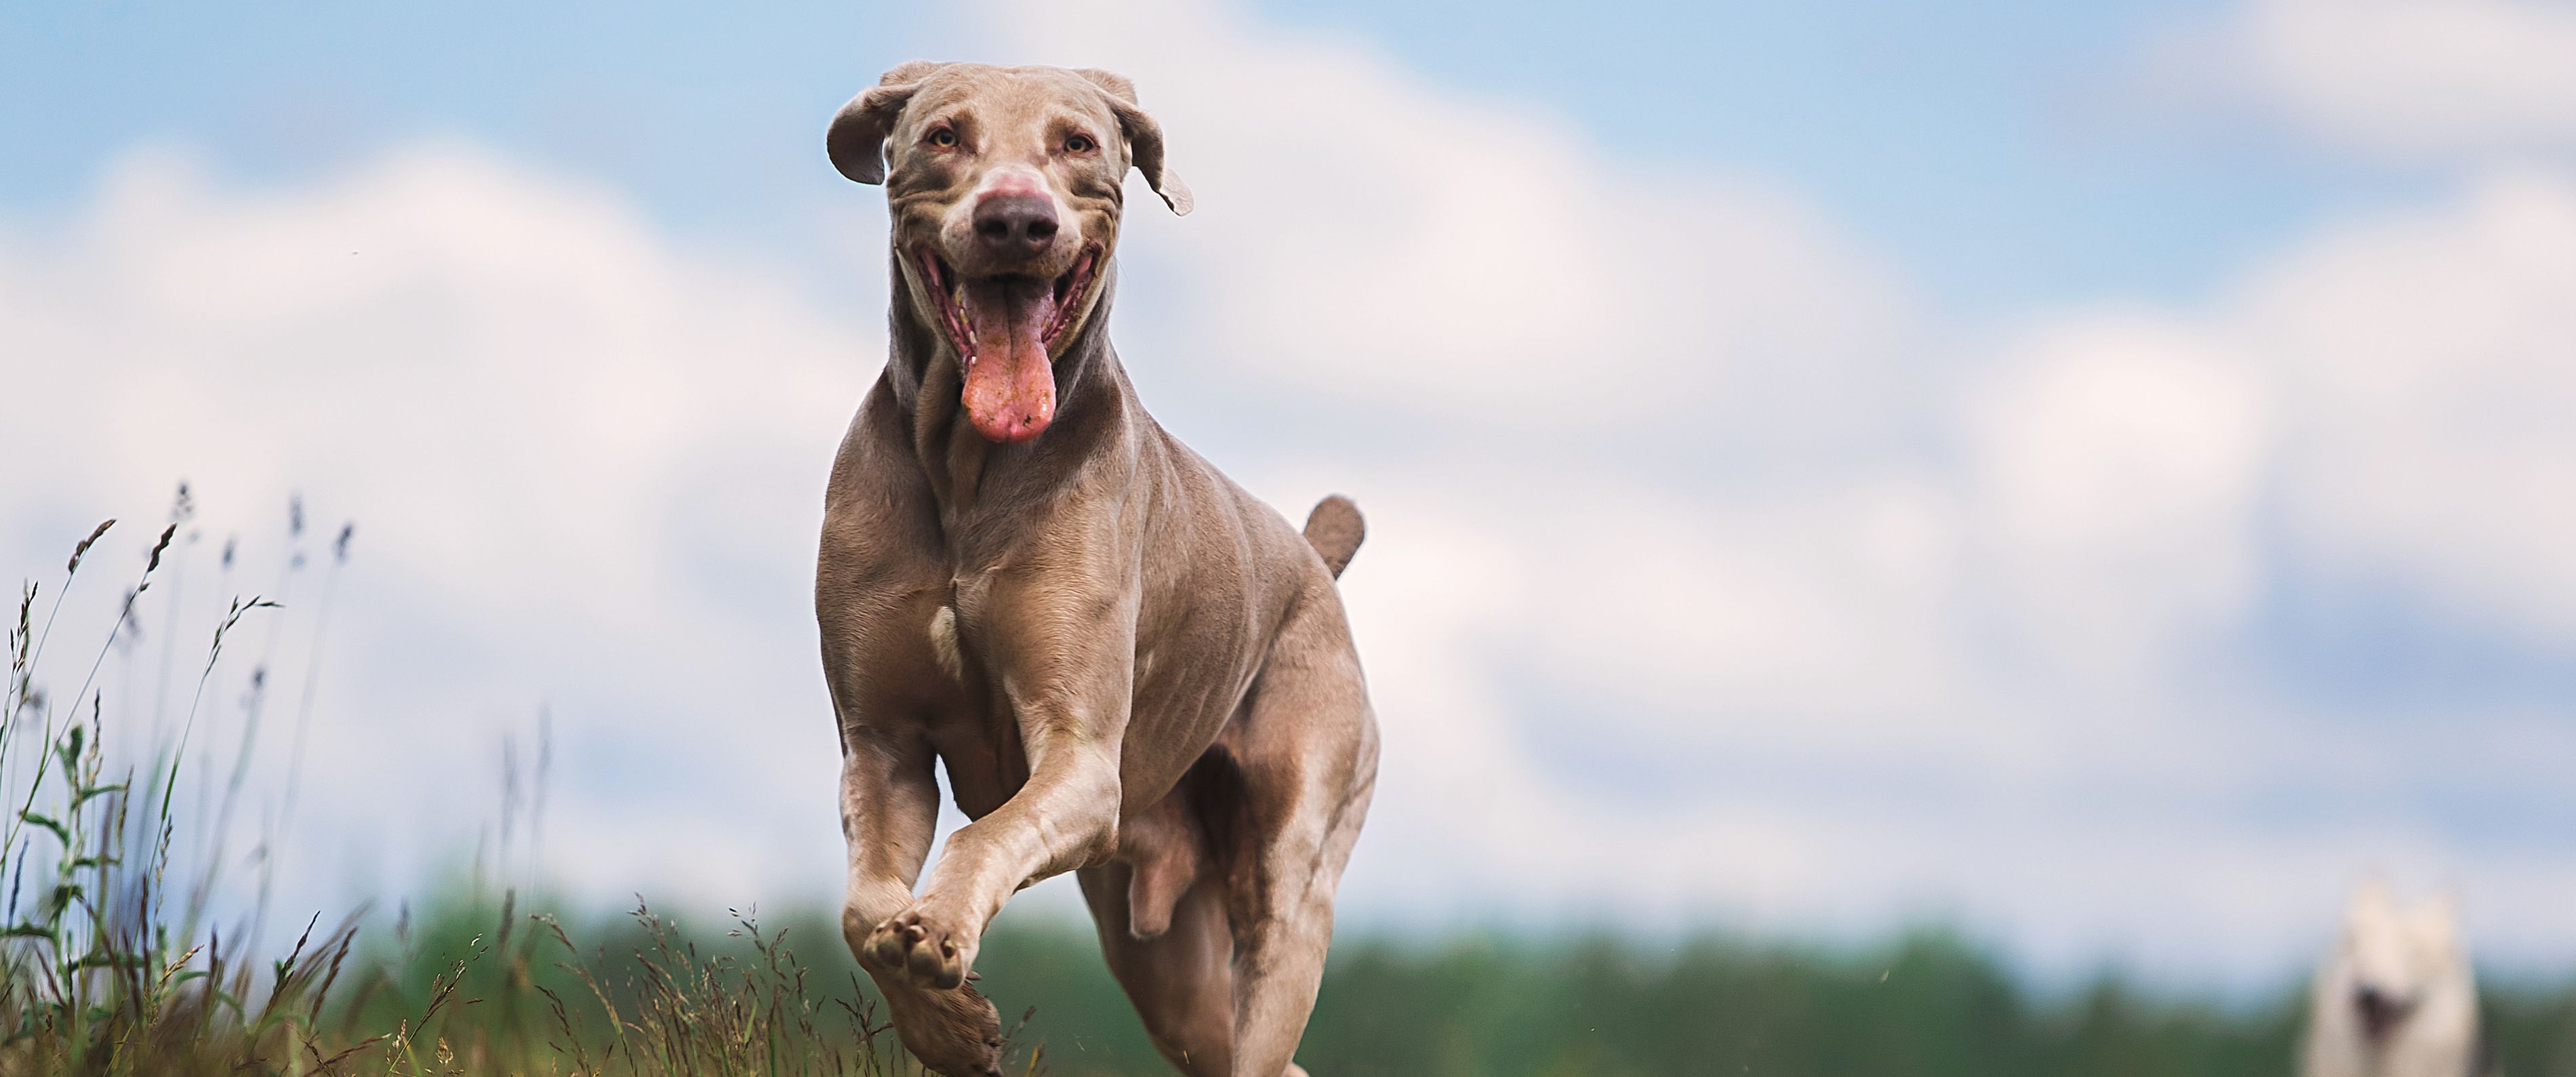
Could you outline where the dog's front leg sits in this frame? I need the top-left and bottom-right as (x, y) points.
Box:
(866, 732), (1122, 988)
(864, 580), (1135, 992)
(837, 728), (939, 956)
(838, 723), (1009, 1077)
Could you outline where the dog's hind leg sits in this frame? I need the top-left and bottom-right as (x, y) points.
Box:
(1217, 608), (1377, 1077)
(1079, 865), (1235, 1077)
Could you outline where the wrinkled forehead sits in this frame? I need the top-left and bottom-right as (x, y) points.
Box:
(903, 64), (1118, 140)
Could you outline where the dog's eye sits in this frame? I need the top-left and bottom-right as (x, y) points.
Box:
(927, 127), (959, 148)
(1064, 134), (1095, 154)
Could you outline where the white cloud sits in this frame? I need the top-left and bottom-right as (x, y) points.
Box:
(2249, 172), (2576, 645)
(1519, 478), (1965, 727)
(1966, 314), (2271, 678)
(1283, 165), (2576, 977)
(2149, 0), (2576, 161)
(0, 142), (879, 913)
(1941, 174), (2576, 671)
(975, 0), (1916, 443)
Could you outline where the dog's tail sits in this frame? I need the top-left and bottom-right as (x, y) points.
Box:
(1302, 495), (1365, 580)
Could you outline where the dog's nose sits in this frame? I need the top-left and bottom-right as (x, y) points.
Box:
(2354, 984), (2407, 1042)
(973, 194), (1058, 258)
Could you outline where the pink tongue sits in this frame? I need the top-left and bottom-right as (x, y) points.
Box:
(959, 277), (1058, 443)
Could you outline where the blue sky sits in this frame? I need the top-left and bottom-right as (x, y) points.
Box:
(1273, 0), (2394, 309)
(7, 0), (2576, 992)
(1, 0), (2430, 309)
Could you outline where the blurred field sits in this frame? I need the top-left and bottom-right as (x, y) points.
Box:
(9, 502), (2576, 1076)
(350, 895), (2576, 1077)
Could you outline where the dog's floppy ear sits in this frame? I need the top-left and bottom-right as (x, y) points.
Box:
(1077, 68), (1192, 216)
(1074, 67), (1137, 102)
(828, 60), (946, 185)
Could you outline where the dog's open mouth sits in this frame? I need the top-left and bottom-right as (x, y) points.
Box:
(2355, 986), (2413, 1045)
(919, 246), (1100, 444)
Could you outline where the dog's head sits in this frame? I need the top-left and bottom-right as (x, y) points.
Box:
(2325, 880), (2475, 1052)
(828, 62), (1190, 444)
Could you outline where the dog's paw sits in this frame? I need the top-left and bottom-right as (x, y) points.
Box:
(863, 903), (980, 990)
(876, 977), (1005, 1077)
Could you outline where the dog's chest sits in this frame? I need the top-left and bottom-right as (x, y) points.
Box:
(908, 567), (1235, 741)
(923, 603), (967, 684)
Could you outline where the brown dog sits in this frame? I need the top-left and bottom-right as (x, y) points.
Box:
(816, 62), (1379, 1077)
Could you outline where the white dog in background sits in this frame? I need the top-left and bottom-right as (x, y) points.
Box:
(2301, 880), (2491, 1077)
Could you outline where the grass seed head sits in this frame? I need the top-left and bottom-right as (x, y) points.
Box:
(68, 519), (115, 574)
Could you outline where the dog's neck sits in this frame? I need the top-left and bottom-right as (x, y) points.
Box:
(883, 251), (1129, 512)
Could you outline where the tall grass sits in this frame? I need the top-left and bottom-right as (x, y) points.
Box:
(0, 504), (344, 1073)
(0, 495), (944, 1076)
